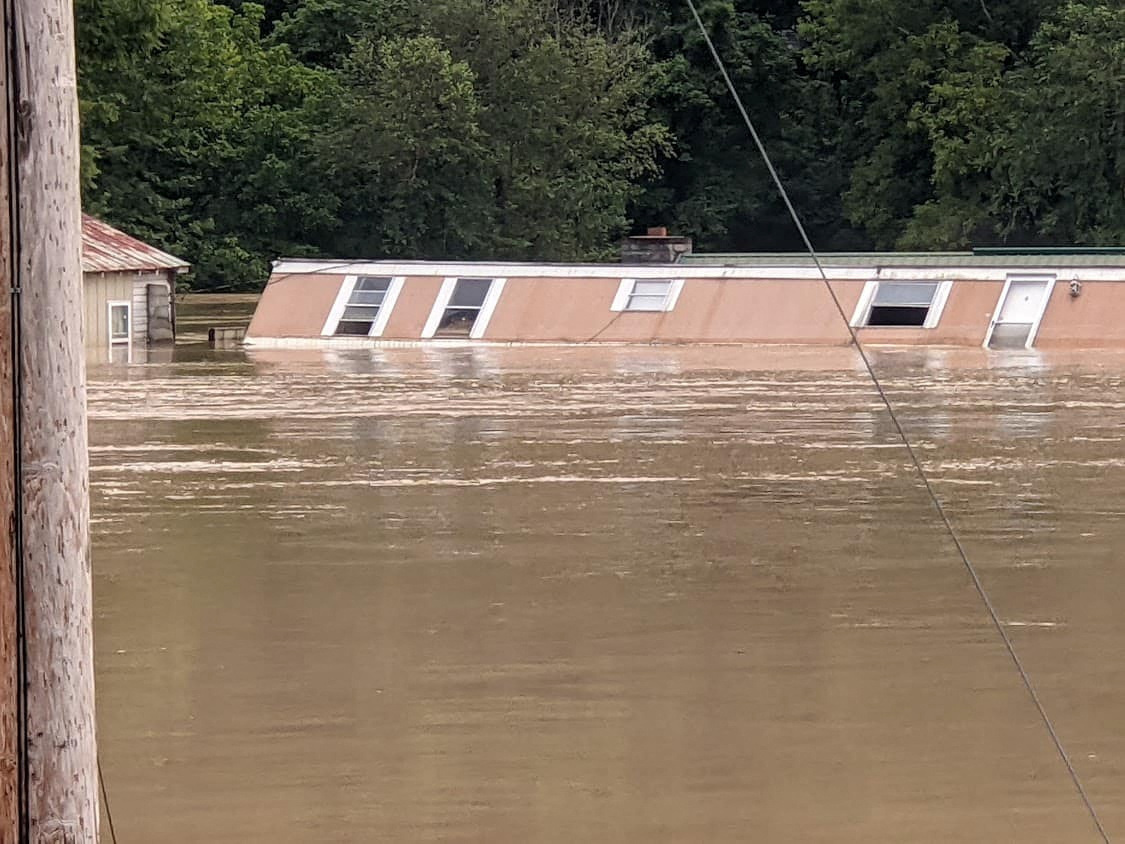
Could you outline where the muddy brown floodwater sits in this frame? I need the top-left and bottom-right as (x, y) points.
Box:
(88, 318), (1125, 841)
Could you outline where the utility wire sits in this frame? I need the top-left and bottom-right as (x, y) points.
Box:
(682, 1), (1110, 841)
(5, 0), (30, 838)
(99, 758), (120, 844)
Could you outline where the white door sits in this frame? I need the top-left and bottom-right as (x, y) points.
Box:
(998, 280), (1049, 323)
(986, 278), (1053, 348)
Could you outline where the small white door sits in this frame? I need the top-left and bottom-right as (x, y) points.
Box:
(986, 278), (1053, 349)
(998, 280), (1049, 323)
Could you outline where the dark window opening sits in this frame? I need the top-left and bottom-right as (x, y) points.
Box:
(434, 278), (493, 337)
(335, 319), (376, 336)
(862, 282), (939, 327)
(866, 305), (929, 327)
(335, 276), (391, 336)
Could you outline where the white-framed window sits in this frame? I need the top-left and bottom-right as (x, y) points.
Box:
(610, 278), (684, 312)
(321, 275), (405, 337)
(421, 277), (507, 339)
(107, 301), (131, 346)
(851, 280), (953, 328)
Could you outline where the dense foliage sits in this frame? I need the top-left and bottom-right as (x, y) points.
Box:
(77, 0), (1125, 290)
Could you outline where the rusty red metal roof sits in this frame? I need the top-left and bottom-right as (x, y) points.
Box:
(81, 214), (189, 274)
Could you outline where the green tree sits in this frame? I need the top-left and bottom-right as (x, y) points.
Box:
(633, 1), (859, 252)
(313, 0), (670, 261)
(319, 35), (493, 257)
(990, 3), (1125, 244)
(81, 0), (1125, 291)
(426, 0), (671, 259)
(799, 0), (1066, 248)
(894, 2), (1125, 248)
(898, 33), (1010, 247)
(79, 0), (334, 290)
(269, 0), (411, 68)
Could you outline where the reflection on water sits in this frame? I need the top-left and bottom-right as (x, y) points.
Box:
(89, 332), (1125, 842)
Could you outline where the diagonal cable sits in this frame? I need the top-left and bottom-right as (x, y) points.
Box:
(682, 1), (1109, 839)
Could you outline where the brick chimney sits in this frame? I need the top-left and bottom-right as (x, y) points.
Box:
(620, 226), (693, 264)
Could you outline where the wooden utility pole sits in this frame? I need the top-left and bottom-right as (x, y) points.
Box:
(1, 0), (98, 840)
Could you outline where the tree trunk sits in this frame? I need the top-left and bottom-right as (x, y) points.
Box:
(7, 0), (98, 840)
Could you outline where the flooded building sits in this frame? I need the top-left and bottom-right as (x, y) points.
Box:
(82, 215), (189, 349)
(246, 246), (1125, 349)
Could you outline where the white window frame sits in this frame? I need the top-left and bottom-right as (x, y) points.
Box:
(421, 277), (507, 339)
(610, 278), (685, 312)
(850, 279), (953, 329)
(107, 300), (131, 349)
(321, 275), (405, 337)
(983, 274), (1056, 350)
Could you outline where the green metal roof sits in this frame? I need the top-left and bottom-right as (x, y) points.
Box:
(972, 246), (1125, 255)
(680, 251), (1125, 268)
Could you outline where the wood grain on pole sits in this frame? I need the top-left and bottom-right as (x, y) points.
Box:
(13, 0), (98, 840)
(0, 0), (18, 837)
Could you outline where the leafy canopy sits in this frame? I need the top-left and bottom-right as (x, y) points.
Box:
(77, 0), (1125, 290)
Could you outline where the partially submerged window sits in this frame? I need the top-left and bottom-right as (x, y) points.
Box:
(421, 276), (507, 340)
(108, 302), (131, 346)
(322, 275), (404, 338)
(855, 281), (950, 328)
(627, 280), (673, 311)
(434, 278), (492, 337)
(611, 278), (684, 312)
(335, 276), (391, 336)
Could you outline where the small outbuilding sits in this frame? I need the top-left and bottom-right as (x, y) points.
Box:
(81, 215), (190, 349)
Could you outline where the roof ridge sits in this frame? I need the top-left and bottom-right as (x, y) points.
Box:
(81, 215), (190, 274)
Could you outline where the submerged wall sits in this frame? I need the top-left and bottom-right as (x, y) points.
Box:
(84, 270), (177, 348)
(84, 271), (135, 348)
(247, 273), (342, 338)
(1036, 282), (1125, 347)
(488, 277), (860, 344)
(245, 261), (1125, 348)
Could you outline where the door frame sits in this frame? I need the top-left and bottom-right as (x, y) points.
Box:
(146, 280), (176, 342)
(983, 275), (1055, 349)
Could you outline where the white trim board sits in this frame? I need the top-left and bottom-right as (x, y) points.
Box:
(273, 259), (1125, 283)
(926, 280), (954, 328)
(849, 282), (878, 326)
(320, 275), (357, 336)
(610, 278), (633, 311)
(371, 277), (405, 337)
(470, 278), (506, 339)
(665, 278), (686, 311)
(421, 277), (460, 339)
